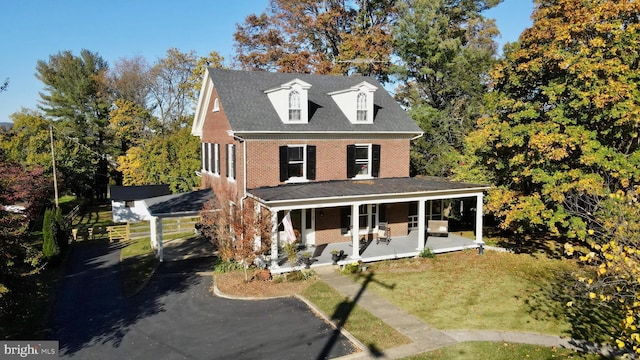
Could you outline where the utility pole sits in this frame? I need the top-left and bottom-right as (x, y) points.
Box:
(49, 124), (59, 209)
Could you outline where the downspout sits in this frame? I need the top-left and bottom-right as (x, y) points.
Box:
(410, 132), (424, 141)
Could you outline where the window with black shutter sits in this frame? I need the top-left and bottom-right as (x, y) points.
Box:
(279, 145), (316, 182)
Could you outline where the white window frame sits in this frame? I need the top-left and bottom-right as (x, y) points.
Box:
(227, 144), (236, 180)
(354, 144), (372, 179)
(201, 143), (207, 171)
(212, 98), (220, 112)
(288, 90), (302, 122)
(213, 143), (220, 175)
(286, 144), (307, 182)
(356, 92), (367, 122)
(207, 143), (214, 173)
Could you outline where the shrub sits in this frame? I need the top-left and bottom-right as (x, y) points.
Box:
(213, 259), (243, 274)
(42, 208), (60, 260)
(251, 269), (272, 281)
(419, 248), (435, 258)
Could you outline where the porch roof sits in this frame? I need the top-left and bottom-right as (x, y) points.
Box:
(248, 176), (489, 205)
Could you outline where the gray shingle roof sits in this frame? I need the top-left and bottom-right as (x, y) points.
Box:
(208, 68), (423, 134)
(110, 185), (171, 201)
(248, 177), (489, 203)
(144, 189), (215, 217)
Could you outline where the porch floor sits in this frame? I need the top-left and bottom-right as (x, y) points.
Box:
(272, 230), (480, 274)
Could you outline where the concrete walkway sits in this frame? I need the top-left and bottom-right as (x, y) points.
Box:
(313, 266), (614, 359)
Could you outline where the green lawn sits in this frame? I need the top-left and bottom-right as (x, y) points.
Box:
(301, 280), (411, 352)
(355, 251), (582, 336)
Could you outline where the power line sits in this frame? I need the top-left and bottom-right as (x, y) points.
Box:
(49, 123), (119, 168)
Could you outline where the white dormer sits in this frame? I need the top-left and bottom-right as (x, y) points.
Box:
(264, 79), (312, 124)
(328, 81), (377, 124)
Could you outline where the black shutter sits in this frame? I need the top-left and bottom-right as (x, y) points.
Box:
(307, 145), (316, 180)
(279, 146), (288, 182)
(231, 145), (236, 179)
(346, 145), (356, 178)
(372, 144), (381, 177)
(225, 144), (229, 177)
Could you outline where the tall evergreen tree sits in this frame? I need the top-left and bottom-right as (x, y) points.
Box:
(393, 0), (500, 176)
(36, 49), (112, 198)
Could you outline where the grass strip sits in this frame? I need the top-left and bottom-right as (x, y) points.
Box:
(120, 237), (158, 297)
(302, 280), (411, 352)
(403, 341), (599, 360)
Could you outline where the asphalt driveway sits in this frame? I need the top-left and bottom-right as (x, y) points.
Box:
(48, 241), (357, 359)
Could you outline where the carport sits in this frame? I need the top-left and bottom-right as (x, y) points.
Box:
(143, 189), (215, 262)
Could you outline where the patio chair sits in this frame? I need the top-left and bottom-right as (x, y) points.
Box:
(377, 222), (391, 245)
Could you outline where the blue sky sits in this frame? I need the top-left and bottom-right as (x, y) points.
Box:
(0, 0), (534, 124)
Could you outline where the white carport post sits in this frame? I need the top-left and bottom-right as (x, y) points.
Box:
(475, 193), (484, 244)
(270, 210), (280, 269)
(351, 203), (361, 260)
(417, 199), (426, 251)
(150, 216), (164, 262)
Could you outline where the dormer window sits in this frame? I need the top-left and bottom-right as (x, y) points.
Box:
(328, 81), (377, 124)
(265, 78), (312, 124)
(356, 92), (367, 121)
(289, 91), (301, 122)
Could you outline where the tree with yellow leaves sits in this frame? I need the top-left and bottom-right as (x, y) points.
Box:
(457, 0), (640, 239)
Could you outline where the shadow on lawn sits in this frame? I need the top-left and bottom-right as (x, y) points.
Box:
(47, 240), (212, 356)
(316, 271), (394, 360)
(525, 269), (623, 357)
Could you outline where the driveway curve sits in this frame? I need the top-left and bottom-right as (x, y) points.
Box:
(48, 241), (356, 359)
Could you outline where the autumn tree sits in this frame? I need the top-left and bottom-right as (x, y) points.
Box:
(147, 48), (201, 130)
(36, 49), (112, 198)
(109, 55), (151, 109)
(117, 125), (200, 192)
(199, 194), (272, 282)
(564, 190), (640, 354)
(458, 0), (640, 238)
(233, 0), (397, 80)
(393, 0), (500, 176)
(0, 160), (50, 303)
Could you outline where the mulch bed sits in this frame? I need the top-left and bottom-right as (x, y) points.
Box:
(214, 270), (317, 298)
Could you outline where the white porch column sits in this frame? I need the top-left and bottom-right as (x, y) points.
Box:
(351, 203), (361, 260)
(417, 199), (426, 250)
(150, 216), (164, 262)
(150, 216), (158, 250)
(270, 210), (280, 269)
(475, 193), (484, 244)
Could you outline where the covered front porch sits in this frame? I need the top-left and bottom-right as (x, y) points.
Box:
(248, 177), (490, 274)
(270, 230), (479, 273)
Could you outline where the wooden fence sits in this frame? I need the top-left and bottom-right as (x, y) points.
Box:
(104, 216), (200, 243)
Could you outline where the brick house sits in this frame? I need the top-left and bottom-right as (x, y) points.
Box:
(192, 68), (489, 271)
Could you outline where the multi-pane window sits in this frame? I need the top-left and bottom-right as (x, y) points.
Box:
(202, 143), (208, 171)
(289, 90), (301, 122)
(213, 143), (220, 175)
(347, 144), (381, 178)
(287, 146), (305, 178)
(279, 145), (316, 182)
(356, 92), (367, 121)
(202, 143), (220, 175)
(227, 144), (236, 180)
(354, 145), (370, 176)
